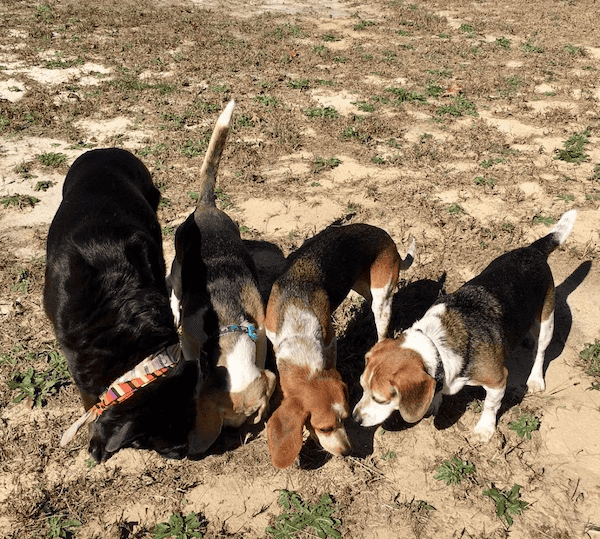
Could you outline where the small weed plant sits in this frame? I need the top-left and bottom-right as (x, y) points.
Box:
(447, 203), (465, 215)
(153, 512), (205, 539)
(555, 130), (590, 163)
(474, 176), (495, 187)
(266, 490), (341, 539)
(437, 95), (477, 117)
(214, 188), (234, 210)
(313, 157), (341, 173)
(580, 340), (600, 378)
(306, 106), (338, 119)
(434, 457), (476, 485)
(46, 514), (81, 538)
(386, 86), (427, 103)
(37, 152), (68, 167)
(483, 484), (529, 527)
(509, 413), (540, 439)
(8, 350), (71, 406)
(1, 194), (40, 209)
(533, 214), (556, 226)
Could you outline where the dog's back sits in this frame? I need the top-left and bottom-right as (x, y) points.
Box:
(44, 148), (197, 462)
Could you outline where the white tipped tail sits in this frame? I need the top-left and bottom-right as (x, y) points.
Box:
(551, 209), (578, 245)
(197, 100), (236, 206)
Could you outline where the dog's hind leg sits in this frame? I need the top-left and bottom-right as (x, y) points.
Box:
(527, 285), (555, 393)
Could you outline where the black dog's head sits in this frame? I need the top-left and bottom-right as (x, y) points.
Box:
(87, 356), (200, 462)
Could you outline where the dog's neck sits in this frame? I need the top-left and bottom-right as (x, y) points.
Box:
(403, 322), (445, 392)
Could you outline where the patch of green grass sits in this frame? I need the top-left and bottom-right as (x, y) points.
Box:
(313, 157), (341, 173)
(7, 350), (71, 407)
(187, 191), (199, 202)
(153, 512), (205, 539)
(180, 140), (207, 158)
(459, 23), (474, 37)
(12, 269), (30, 294)
(352, 101), (375, 112)
(555, 130), (590, 163)
(34, 180), (55, 191)
(483, 484), (529, 527)
(474, 176), (496, 187)
(354, 19), (375, 30)
(509, 413), (540, 439)
(533, 214), (556, 226)
(215, 188), (234, 210)
(580, 340), (600, 376)
(591, 164), (600, 181)
(254, 95), (278, 107)
(237, 114), (255, 128)
(428, 69), (452, 78)
(306, 106), (338, 119)
(499, 75), (522, 97)
(495, 36), (511, 49)
(381, 450), (396, 461)
(266, 490), (341, 539)
(447, 203), (465, 215)
(1, 194), (40, 209)
(287, 79), (309, 90)
(434, 457), (476, 485)
(437, 95), (477, 117)
(210, 84), (228, 93)
(46, 514), (81, 538)
(162, 226), (175, 236)
(44, 56), (83, 69)
(522, 41), (544, 53)
(37, 152), (68, 167)
(480, 157), (505, 168)
(239, 225), (250, 234)
(322, 34), (340, 42)
(371, 156), (385, 165)
(385, 87), (427, 103)
(397, 29), (411, 36)
(556, 193), (575, 204)
(425, 83), (445, 97)
(563, 43), (583, 55)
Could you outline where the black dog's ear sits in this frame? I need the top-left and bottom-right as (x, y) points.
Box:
(104, 420), (138, 454)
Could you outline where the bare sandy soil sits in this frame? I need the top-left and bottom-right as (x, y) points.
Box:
(1, 0), (599, 537)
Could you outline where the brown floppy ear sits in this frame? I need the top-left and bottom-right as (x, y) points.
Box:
(393, 369), (436, 424)
(187, 395), (223, 456)
(266, 398), (308, 469)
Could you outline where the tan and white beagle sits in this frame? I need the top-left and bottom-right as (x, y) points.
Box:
(265, 224), (416, 468)
(353, 210), (577, 442)
(168, 101), (276, 456)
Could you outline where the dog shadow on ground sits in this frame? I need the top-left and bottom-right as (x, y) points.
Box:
(433, 260), (592, 433)
(337, 274), (447, 459)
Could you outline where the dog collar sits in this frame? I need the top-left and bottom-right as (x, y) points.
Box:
(414, 328), (445, 393)
(219, 323), (258, 342)
(60, 343), (182, 447)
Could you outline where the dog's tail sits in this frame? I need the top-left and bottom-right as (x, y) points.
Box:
(400, 237), (417, 271)
(530, 209), (577, 258)
(196, 99), (235, 207)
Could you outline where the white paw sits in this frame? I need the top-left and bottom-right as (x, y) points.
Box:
(526, 377), (545, 394)
(472, 422), (495, 443)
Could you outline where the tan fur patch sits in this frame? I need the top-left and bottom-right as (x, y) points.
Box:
(369, 243), (401, 289)
(541, 283), (555, 322)
(469, 342), (508, 388)
(441, 309), (469, 356)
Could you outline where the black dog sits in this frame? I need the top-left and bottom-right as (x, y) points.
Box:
(44, 148), (205, 462)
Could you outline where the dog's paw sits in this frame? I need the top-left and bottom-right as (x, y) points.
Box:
(526, 377), (545, 394)
(472, 421), (495, 443)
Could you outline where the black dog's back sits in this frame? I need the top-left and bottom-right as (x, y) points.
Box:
(44, 149), (196, 462)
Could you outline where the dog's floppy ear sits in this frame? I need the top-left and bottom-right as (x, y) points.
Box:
(393, 369), (436, 424)
(187, 396), (223, 456)
(267, 398), (308, 469)
(103, 419), (138, 454)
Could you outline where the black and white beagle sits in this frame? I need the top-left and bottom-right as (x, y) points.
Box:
(353, 210), (577, 442)
(168, 100), (276, 456)
(44, 148), (205, 461)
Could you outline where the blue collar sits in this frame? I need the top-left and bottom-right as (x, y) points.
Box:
(219, 323), (258, 342)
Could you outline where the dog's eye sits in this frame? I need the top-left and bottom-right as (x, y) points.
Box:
(373, 396), (389, 405)
(317, 426), (334, 434)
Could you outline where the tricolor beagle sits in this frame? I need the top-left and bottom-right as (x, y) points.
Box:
(168, 100), (276, 456)
(265, 224), (416, 468)
(353, 210), (577, 442)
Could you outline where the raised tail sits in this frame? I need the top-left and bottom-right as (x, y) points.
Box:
(197, 99), (235, 207)
(530, 209), (577, 258)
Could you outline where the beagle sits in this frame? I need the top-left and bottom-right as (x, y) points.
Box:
(44, 148), (203, 462)
(265, 224), (416, 468)
(168, 100), (276, 456)
(353, 209), (578, 443)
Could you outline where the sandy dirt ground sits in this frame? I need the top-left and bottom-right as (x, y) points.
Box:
(1, 0), (599, 537)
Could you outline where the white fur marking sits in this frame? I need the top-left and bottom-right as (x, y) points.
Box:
(550, 209), (577, 245)
(170, 289), (181, 327)
(473, 385), (505, 442)
(371, 285), (393, 341)
(225, 336), (261, 393)
(526, 313), (553, 393)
